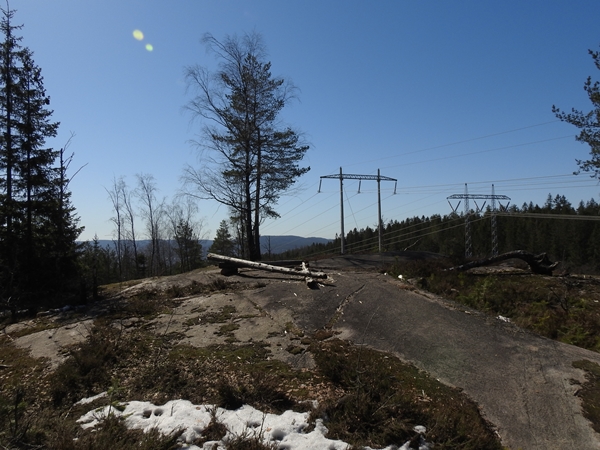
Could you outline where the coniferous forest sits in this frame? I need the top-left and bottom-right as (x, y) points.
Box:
(278, 194), (600, 274)
(0, 8), (82, 314)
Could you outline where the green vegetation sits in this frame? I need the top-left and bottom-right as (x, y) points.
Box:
(388, 259), (600, 352)
(209, 219), (237, 256)
(279, 195), (600, 275)
(386, 259), (600, 436)
(183, 32), (310, 261)
(553, 44), (600, 179)
(0, 6), (82, 315)
(0, 10), (595, 446)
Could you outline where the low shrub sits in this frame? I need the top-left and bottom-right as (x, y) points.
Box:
(216, 372), (295, 413)
(49, 321), (124, 406)
(56, 413), (181, 450)
(310, 339), (502, 449)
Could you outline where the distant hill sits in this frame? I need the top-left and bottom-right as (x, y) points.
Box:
(79, 235), (331, 256)
(257, 235), (331, 254)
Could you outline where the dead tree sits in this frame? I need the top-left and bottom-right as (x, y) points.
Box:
(448, 250), (559, 275)
(207, 253), (327, 282)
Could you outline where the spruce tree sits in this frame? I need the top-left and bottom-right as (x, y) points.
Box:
(0, 6), (81, 309)
(173, 219), (203, 272)
(209, 220), (236, 256)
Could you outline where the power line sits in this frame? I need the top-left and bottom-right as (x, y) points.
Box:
(384, 135), (574, 170)
(264, 170), (597, 244)
(341, 120), (562, 169)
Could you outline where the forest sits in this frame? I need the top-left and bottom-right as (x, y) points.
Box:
(277, 194), (600, 274)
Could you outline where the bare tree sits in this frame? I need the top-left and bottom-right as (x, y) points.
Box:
(106, 176), (125, 280)
(120, 180), (139, 276)
(136, 173), (164, 276)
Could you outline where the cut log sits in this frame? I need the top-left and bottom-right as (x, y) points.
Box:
(263, 260), (304, 267)
(448, 250), (559, 275)
(207, 253), (328, 279)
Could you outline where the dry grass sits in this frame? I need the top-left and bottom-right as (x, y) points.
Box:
(310, 338), (502, 450)
(573, 359), (600, 435)
(0, 276), (504, 449)
(390, 260), (600, 352)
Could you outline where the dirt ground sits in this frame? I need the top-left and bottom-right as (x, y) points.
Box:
(6, 254), (600, 449)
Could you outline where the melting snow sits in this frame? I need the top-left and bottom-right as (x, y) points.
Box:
(77, 398), (431, 450)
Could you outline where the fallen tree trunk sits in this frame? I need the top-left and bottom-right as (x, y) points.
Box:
(448, 250), (559, 275)
(207, 253), (328, 279)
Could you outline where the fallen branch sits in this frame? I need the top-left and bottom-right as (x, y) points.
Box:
(207, 253), (328, 279)
(448, 250), (559, 275)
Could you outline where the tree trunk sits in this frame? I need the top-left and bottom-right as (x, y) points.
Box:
(208, 253), (327, 279)
(244, 169), (256, 260)
(448, 250), (559, 275)
(253, 129), (262, 261)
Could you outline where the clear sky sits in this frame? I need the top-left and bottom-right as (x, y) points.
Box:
(10, 0), (600, 243)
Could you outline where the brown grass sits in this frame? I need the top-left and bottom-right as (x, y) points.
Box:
(0, 276), (505, 449)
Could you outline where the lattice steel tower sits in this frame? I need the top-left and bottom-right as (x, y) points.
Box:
(447, 184), (510, 258)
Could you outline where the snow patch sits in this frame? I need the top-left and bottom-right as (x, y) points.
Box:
(78, 399), (431, 449)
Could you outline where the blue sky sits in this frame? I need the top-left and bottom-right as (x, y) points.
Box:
(10, 0), (600, 243)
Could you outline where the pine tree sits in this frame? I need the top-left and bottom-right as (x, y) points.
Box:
(553, 44), (600, 178)
(0, 6), (82, 308)
(0, 6), (24, 296)
(184, 32), (309, 260)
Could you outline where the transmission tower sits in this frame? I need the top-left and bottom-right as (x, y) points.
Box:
(319, 167), (397, 254)
(447, 184), (510, 258)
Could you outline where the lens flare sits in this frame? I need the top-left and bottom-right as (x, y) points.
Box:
(133, 29), (144, 41)
(145, 44), (153, 52)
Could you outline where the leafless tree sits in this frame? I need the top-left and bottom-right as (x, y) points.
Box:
(120, 180), (139, 276)
(136, 173), (165, 276)
(106, 176), (125, 280)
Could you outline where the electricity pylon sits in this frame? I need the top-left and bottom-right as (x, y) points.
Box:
(447, 184), (510, 258)
(319, 168), (397, 254)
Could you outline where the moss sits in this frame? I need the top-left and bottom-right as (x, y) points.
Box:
(199, 305), (237, 324)
(216, 323), (240, 336)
